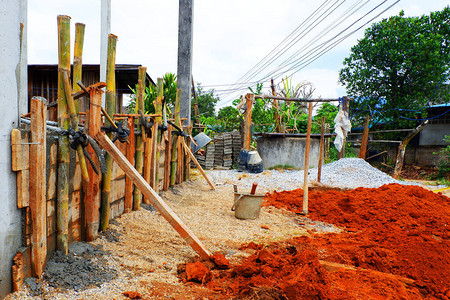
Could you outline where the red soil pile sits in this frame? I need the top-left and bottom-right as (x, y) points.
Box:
(184, 184), (449, 299)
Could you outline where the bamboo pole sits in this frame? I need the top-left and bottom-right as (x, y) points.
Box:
(57, 15), (70, 254)
(163, 125), (172, 191)
(303, 103), (313, 215)
(101, 33), (117, 231)
(143, 125), (153, 203)
(149, 121), (158, 189)
(154, 78), (164, 191)
(183, 141), (215, 190)
(392, 121), (428, 179)
(73, 22), (85, 115)
(359, 115), (370, 159)
(29, 97), (47, 277)
(191, 77), (202, 132)
(133, 67), (147, 208)
(125, 116), (135, 213)
(317, 116), (325, 183)
(85, 84), (103, 241)
(62, 71), (90, 186)
(170, 89), (181, 186)
(95, 132), (212, 259)
(184, 124), (193, 181)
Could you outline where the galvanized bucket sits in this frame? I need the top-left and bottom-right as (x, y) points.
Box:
(231, 192), (265, 220)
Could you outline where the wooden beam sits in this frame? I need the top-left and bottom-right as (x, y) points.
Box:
(243, 93), (254, 150)
(302, 103), (313, 215)
(29, 97), (47, 277)
(94, 132), (212, 259)
(182, 141), (215, 190)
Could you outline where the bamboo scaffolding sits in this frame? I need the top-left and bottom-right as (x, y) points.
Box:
(154, 78), (164, 192)
(29, 97), (47, 277)
(302, 103), (313, 215)
(73, 22), (85, 115)
(317, 116), (325, 183)
(56, 15), (71, 255)
(170, 89), (181, 186)
(101, 33), (117, 231)
(133, 69), (145, 210)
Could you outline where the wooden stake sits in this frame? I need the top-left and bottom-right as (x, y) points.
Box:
(85, 84), (103, 241)
(73, 22), (85, 115)
(303, 103), (313, 215)
(125, 116), (135, 213)
(392, 121), (428, 179)
(57, 15), (70, 254)
(317, 116), (325, 183)
(101, 33), (118, 231)
(95, 132), (212, 259)
(29, 97), (47, 277)
(182, 141), (215, 190)
(243, 93), (254, 150)
(359, 115), (370, 159)
(154, 78), (164, 191)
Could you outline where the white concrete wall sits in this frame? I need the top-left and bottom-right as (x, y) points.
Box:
(0, 0), (27, 297)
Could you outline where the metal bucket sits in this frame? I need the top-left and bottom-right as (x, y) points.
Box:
(232, 192), (265, 220)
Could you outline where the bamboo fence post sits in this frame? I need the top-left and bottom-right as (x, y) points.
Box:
(184, 124), (193, 181)
(317, 116), (325, 183)
(143, 121), (153, 203)
(85, 85), (103, 241)
(163, 125), (172, 191)
(359, 115), (370, 159)
(57, 14), (71, 254)
(101, 33), (117, 231)
(392, 120), (428, 179)
(170, 89), (181, 186)
(95, 132), (212, 259)
(29, 97), (47, 277)
(125, 116), (135, 213)
(243, 93), (254, 150)
(62, 71), (89, 186)
(303, 103), (313, 215)
(134, 66), (147, 208)
(73, 22), (85, 115)
(324, 124), (330, 160)
(154, 78), (164, 191)
(150, 121), (158, 189)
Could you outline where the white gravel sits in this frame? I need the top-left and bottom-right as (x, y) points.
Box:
(207, 158), (423, 192)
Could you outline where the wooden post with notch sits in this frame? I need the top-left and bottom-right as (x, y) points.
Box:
(359, 115), (370, 159)
(303, 103), (313, 214)
(243, 93), (254, 150)
(29, 97), (47, 277)
(95, 132), (212, 259)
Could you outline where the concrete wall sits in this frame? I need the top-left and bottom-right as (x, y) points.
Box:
(0, 0), (27, 298)
(419, 124), (450, 146)
(257, 137), (321, 170)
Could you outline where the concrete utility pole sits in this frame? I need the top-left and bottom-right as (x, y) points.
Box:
(0, 0), (27, 297)
(100, 0), (111, 108)
(177, 0), (194, 126)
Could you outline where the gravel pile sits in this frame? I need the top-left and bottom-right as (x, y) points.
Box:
(206, 158), (419, 192)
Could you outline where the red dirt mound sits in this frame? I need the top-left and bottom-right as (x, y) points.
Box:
(183, 184), (449, 299)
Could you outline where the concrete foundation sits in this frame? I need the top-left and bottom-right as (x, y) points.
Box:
(257, 136), (321, 170)
(0, 0), (27, 298)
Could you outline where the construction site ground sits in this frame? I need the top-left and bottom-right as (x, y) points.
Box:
(5, 160), (449, 300)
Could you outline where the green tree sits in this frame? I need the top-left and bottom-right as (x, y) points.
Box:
(192, 84), (219, 120)
(339, 7), (450, 127)
(217, 106), (241, 131)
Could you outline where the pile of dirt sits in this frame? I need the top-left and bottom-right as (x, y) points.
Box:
(183, 184), (449, 299)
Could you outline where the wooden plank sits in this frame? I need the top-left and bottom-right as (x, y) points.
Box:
(85, 85), (103, 241)
(124, 116), (135, 213)
(12, 249), (25, 292)
(11, 129), (25, 171)
(17, 169), (29, 208)
(29, 97), (47, 277)
(182, 141), (215, 190)
(95, 132), (212, 259)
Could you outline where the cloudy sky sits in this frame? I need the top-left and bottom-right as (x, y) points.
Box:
(28, 0), (449, 107)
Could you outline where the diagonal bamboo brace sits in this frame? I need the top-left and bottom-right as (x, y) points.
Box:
(182, 141), (215, 190)
(94, 132), (212, 259)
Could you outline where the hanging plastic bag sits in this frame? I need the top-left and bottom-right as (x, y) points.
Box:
(333, 107), (351, 152)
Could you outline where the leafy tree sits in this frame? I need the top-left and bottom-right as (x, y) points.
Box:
(339, 7), (450, 128)
(192, 84), (219, 120)
(217, 106), (241, 131)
